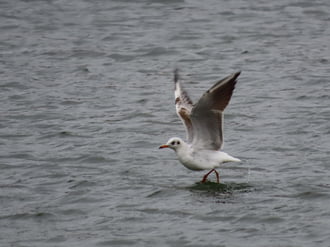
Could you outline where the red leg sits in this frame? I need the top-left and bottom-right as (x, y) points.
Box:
(214, 169), (220, 183)
(201, 169), (215, 183)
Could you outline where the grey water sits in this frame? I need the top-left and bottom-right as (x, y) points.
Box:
(1, 0), (330, 246)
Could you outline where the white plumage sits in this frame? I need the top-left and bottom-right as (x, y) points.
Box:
(159, 70), (241, 183)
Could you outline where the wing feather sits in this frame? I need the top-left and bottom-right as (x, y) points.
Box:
(191, 72), (240, 150)
(173, 69), (194, 142)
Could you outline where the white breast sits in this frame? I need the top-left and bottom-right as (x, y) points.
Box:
(176, 147), (240, 171)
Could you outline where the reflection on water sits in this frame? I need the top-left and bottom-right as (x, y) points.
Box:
(189, 181), (253, 194)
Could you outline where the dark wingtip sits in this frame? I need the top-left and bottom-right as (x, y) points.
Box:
(174, 68), (179, 84)
(231, 71), (241, 86)
(233, 71), (241, 79)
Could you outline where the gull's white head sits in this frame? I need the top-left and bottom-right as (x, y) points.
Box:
(159, 137), (184, 151)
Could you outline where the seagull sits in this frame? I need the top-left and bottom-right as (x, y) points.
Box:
(159, 69), (241, 183)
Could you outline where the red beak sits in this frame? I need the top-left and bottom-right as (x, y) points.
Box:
(159, 144), (169, 149)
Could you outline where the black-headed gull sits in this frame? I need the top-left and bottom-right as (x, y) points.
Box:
(159, 69), (241, 183)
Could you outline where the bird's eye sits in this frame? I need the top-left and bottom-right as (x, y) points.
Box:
(171, 141), (175, 145)
(177, 141), (180, 145)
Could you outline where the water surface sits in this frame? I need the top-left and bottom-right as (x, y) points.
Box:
(1, 0), (330, 246)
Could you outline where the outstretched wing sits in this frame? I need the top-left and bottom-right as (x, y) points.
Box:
(190, 71), (241, 150)
(174, 69), (194, 142)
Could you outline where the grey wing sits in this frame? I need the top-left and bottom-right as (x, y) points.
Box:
(190, 71), (241, 150)
(174, 69), (194, 142)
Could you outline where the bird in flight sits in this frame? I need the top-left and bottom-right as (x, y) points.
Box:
(159, 69), (241, 183)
